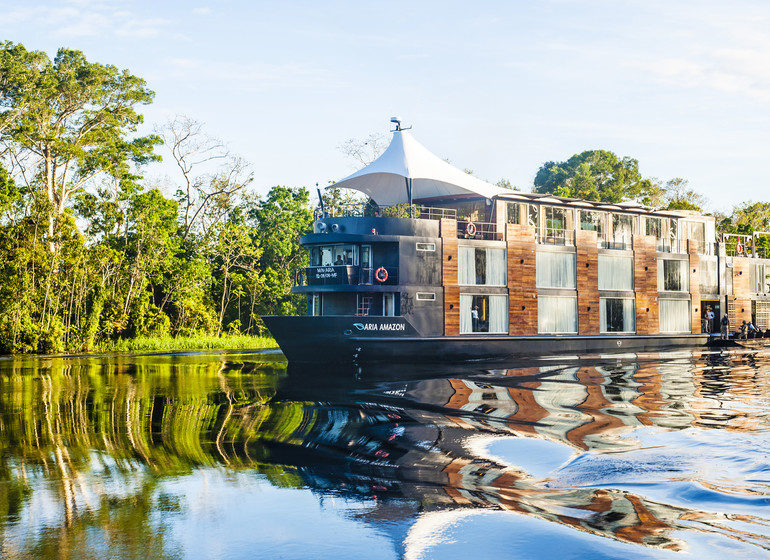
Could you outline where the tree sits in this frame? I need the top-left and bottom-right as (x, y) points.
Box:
(663, 178), (706, 211)
(248, 186), (313, 318)
(337, 132), (388, 166)
(158, 115), (252, 239)
(534, 150), (649, 203)
(0, 42), (161, 250)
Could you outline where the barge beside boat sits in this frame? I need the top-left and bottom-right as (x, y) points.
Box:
(263, 122), (770, 364)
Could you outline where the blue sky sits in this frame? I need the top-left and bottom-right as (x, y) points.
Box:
(2, 0), (769, 212)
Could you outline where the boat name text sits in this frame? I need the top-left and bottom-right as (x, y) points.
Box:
(353, 322), (406, 332)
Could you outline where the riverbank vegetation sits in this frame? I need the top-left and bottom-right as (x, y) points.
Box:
(0, 42), (311, 354)
(1, 41), (768, 355)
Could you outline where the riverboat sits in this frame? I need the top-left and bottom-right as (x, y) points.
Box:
(263, 120), (770, 364)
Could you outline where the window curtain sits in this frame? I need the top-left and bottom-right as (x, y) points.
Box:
(486, 248), (506, 286)
(459, 247), (475, 285)
(612, 214), (634, 246)
(538, 296), (577, 333)
(460, 294), (473, 333)
(659, 299), (691, 332)
(460, 247), (506, 286)
(536, 252), (576, 288)
(598, 255), (634, 290)
(699, 259), (718, 293)
(600, 298), (635, 332)
(658, 259), (688, 292)
(488, 295), (508, 333)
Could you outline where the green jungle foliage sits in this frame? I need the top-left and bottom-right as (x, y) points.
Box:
(0, 42), (313, 354)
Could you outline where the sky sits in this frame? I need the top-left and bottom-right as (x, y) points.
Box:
(2, 0), (770, 212)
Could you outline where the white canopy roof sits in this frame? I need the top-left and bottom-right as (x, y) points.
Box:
(330, 129), (509, 207)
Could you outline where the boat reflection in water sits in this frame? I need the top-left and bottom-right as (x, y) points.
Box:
(1, 349), (769, 558)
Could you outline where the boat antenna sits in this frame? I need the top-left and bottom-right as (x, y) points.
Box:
(390, 116), (412, 132)
(316, 182), (325, 216)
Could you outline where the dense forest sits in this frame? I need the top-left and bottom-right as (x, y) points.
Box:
(0, 42), (312, 353)
(1, 41), (768, 354)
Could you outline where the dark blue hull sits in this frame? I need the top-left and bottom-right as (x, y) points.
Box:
(262, 315), (710, 364)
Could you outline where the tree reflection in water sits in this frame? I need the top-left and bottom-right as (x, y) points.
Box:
(1, 349), (769, 558)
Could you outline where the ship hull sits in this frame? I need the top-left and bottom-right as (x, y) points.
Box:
(262, 315), (710, 364)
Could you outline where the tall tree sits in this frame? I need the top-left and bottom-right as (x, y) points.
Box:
(249, 186), (313, 318)
(0, 42), (161, 250)
(158, 116), (252, 240)
(534, 150), (651, 203)
(663, 177), (707, 211)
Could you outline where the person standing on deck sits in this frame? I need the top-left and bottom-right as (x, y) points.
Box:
(705, 306), (715, 333)
(720, 315), (730, 340)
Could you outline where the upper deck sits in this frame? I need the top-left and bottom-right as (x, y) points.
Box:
(312, 192), (721, 256)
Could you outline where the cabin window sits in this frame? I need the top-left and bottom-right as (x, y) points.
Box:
(600, 298), (635, 333)
(645, 217), (662, 238)
(506, 202), (520, 224)
(544, 206), (566, 233)
(683, 220), (705, 251)
(659, 298), (691, 333)
(416, 242), (435, 251)
(459, 247), (506, 286)
(384, 293), (398, 316)
(580, 211), (604, 236)
(611, 214), (634, 249)
(453, 200), (486, 222)
(528, 204), (539, 229)
(310, 295), (321, 316)
(658, 259), (688, 292)
(416, 292), (436, 301)
(538, 295), (578, 334)
(310, 244), (356, 266)
(536, 252), (576, 289)
(700, 259), (718, 294)
(598, 255), (634, 291)
(460, 294), (508, 334)
(751, 264), (770, 293)
(645, 217), (667, 251)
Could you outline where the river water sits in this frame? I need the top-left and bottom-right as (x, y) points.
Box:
(1, 347), (769, 559)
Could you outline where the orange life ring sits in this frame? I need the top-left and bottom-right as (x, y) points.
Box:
(736, 242), (743, 255)
(466, 222), (477, 237)
(375, 267), (388, 283)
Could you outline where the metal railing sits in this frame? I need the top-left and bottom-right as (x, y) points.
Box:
(537, 227), (575, 246)
(457, 221), (501, 240)
(723, 233), (754, 257)
(297, 265), (400, 286)
(314, 203), (456, 221)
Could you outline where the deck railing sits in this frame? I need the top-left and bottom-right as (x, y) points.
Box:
(297, 265), (400, 286)
(314, 203), (456, 221)
(537, 227), (575, 246)
(457, 220), (501, 240)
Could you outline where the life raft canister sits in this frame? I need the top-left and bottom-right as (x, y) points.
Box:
(375, 266), (388, 283)
(466, 222), (477, 237)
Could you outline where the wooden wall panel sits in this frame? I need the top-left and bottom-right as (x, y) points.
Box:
(731, 257), (752, 330)
(576, 230), (600, 335)
(444, 286), (460, 336)
(442, 236), (458, 287)
(633, 235), (659, 335)
(687, 240), (701, 334)
(506, 224), (538, 335)
(441, 223), (459, 336)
